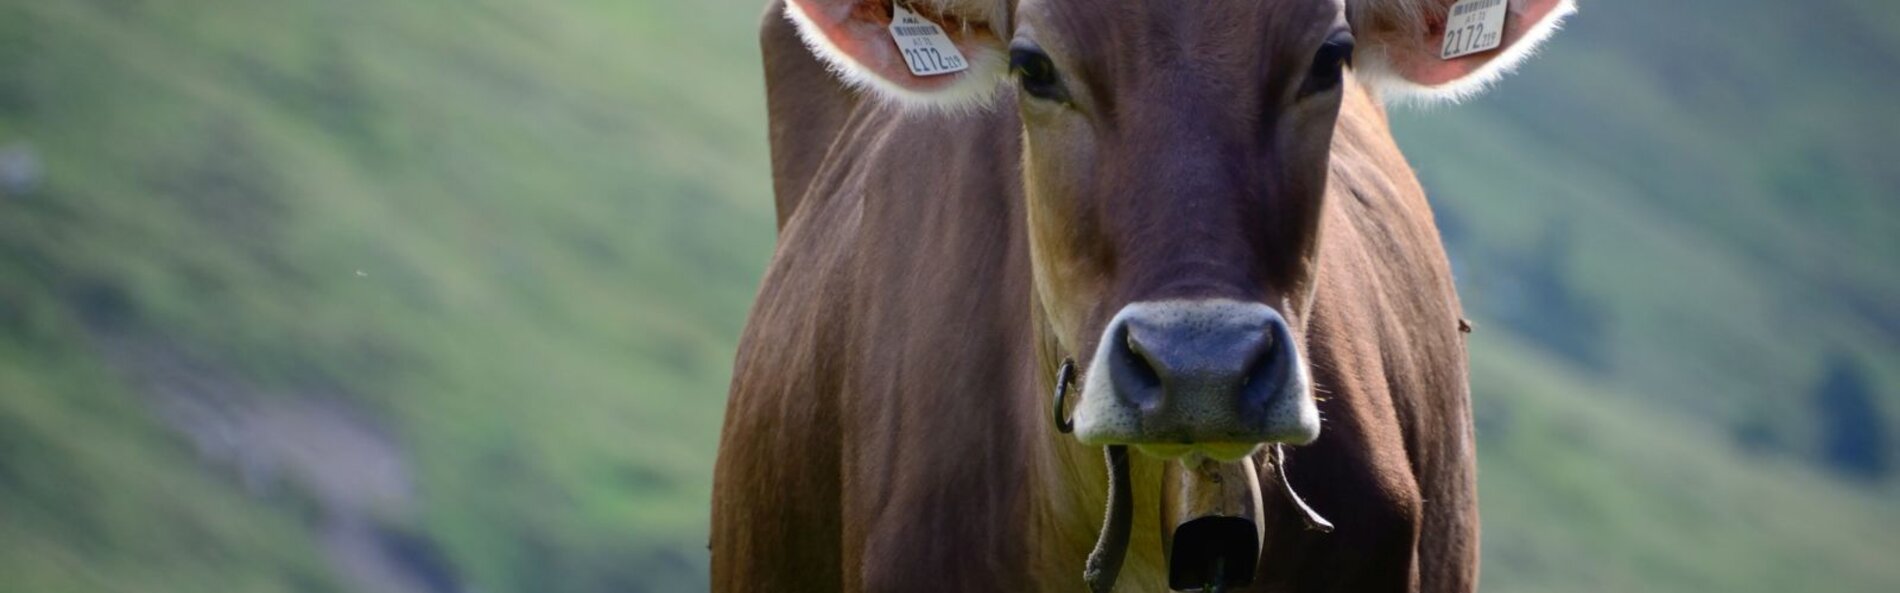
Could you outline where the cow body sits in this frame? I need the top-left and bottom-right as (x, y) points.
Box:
(711, 4), (1478, 591)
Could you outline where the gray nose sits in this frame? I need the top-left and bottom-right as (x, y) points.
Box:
(1109, 304), (1282, 411)
(1073, 300), (1319, 454)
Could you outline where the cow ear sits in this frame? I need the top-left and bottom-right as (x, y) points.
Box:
(1352, 0), (1576, 103)
(783, 0), (1010, 110)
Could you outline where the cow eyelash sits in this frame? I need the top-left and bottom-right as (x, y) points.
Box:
(1009, 43), (1069, 102)
(1298, 29), (1355, 99)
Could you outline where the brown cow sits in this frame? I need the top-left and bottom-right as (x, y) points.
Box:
(712, 0), (1574, 591)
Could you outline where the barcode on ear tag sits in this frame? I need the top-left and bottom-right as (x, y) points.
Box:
(1441, 0), (1508, 60)
(889, 3), (969, 77)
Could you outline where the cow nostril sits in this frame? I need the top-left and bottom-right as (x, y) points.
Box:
(1111, 323), (1164, 406)
(1247, 329), (1278, 384)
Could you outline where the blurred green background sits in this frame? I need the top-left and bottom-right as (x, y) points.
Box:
(0, 0), (1895, 591)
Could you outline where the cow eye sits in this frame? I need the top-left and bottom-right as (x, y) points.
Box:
(1298, 30), (1355, 99)
(1009, 43), (1067, 102)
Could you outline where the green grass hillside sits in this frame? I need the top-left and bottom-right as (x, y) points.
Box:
(0, 0), (1894, 592)
(0, 0), (772, 590)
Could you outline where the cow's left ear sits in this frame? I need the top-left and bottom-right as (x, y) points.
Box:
(783, 0), (1010, 110)
(1352, 0), (1577, 103)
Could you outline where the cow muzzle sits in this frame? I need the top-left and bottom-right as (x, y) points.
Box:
(1072, 299), (1320, 458)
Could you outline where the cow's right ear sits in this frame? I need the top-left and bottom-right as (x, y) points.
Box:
(783, 0), (1010, 110)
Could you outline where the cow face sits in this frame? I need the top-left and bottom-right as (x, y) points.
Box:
(1010, 0), (1352, 459)
(783, 0), (1575, 457)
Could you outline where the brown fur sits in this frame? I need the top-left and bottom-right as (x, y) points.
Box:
(713, 1), (1476, 591)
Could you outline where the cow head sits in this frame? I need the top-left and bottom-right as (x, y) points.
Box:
(784, 0), (1573, 457)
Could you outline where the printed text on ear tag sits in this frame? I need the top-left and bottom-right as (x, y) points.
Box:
(889, 3), (969, 77)
(1441, 0), (1508, 60)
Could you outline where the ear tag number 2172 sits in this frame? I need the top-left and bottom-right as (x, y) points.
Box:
(1441, 0), (1508, 60)
(889, 3), (969, 77)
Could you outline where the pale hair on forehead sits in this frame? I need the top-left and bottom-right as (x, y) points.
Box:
(809, 0), (1573, 107)
(915, 0), (1436, 35)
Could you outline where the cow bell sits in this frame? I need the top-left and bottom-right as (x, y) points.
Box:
(1160, 456), (1266, 592)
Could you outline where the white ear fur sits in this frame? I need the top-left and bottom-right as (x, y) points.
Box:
(1354, 0), (1576, 105)
(783, 0), (1010, 112)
